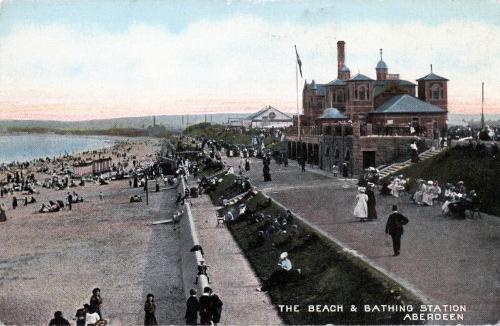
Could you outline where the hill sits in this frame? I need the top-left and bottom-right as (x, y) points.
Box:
(0, 113), (249, 132)
(395, 143), (500, 216)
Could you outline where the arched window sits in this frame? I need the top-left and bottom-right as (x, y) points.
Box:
(359, 86), (366, 100)
(431, 84), (442, 99)
(336, 89), (344, 103)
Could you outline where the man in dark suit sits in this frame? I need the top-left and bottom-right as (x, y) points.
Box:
(185, 289), (199, 325)
(385, 205), (409, 256)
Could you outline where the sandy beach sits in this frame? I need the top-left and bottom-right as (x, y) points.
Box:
(0, 138), (185, 325)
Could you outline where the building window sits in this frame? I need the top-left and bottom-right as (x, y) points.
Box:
(359, 86), (366, 100)
(431, 84), (442, 100)
(335, 90), (344, 103)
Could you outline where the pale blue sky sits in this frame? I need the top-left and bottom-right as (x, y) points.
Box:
(1, 0), (499, 35)
(0, 0), (499, 120)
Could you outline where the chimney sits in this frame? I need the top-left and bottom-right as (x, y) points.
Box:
(337, 41), (345, 79)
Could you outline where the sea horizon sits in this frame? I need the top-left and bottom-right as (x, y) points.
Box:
(0, 133), (124, 164)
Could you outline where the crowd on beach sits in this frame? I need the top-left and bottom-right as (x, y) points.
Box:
(0, 140), (159, 221)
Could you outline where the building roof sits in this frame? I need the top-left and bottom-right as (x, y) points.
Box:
(376, 60), (388, 69)
(416, 72), (449, 81)
(327, 79), (347, 86)
(348, 73), (374, 81)
(373, 94), (446, 114)
(316, 84), (327, 96)
(245, 106), (292, 121)
(318, 108), (348, 120)
(373, 79), (416, 97)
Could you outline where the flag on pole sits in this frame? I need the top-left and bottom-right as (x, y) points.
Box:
(295, 45), (303, 78)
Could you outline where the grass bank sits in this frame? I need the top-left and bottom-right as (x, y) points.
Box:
(393, 143), (500, 216)
(207, 174), (424, 325)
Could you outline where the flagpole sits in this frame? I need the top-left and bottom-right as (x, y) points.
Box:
(296, 49), (301, 141)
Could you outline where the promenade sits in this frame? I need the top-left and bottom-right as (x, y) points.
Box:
(225, 155), (500, 325)
(189, 186), (282, 325)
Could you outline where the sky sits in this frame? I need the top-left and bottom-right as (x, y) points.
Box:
(0, 0), (499, 121)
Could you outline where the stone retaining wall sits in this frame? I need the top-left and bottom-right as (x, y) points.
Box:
(178, 177), (209, 298)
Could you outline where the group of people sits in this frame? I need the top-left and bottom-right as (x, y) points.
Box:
(441, 181), (480, 218)
(185, 287), (223, 325)
(412, 179), (441, 206)
(382, 175), (408, 198)
(49, 288), (104, 326)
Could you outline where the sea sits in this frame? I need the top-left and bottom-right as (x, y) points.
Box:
(0, 133), (123, 164)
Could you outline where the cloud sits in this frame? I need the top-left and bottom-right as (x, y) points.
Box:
(0, 15), (499, 120)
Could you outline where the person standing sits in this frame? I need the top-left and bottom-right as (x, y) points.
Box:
(244, 159), (250, 172)
(48, 311), (71, 326)
(385, 205), (409, 256)
(12, 196), (17, 210)
(99, 191), (103, 201)
(185, 289), (199, 325)
(410, 142), (419, 163)
(300, 157), (306, 172)
(67, 192), (73, 211)
(353, 187), (368, 222)
(89, 288), (103, 319)
(0, 202), (7, 222)
(75, 304), (89, 326)
(366, 183), (377, 220)
(144, 293), (158, 326)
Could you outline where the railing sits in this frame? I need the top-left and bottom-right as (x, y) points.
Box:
(287, 124), (353, 137)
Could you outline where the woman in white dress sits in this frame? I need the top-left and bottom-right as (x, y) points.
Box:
(354, 187), (369, 222)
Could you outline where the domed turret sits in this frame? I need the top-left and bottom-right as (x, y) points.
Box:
(375, 49), (388, 80)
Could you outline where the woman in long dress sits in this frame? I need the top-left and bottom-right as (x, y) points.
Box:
(366, 183), (377, 219)
(354, 187), (369, 222)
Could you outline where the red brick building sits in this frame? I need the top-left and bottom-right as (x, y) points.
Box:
(300, 41), (448, 131)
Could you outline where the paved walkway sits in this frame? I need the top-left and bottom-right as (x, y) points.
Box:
(189, 186), (282, 325)
(224, 155), (500, 325)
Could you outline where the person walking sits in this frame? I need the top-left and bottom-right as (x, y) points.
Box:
(366, 183), (377, 220)
(99, 191), (103, 201)
(185, 289), (199, 325)
(209, 289), (223, 326)
(144, 293), (158, 326)
(353, 187), (368, 222)
(385, 205), (409, 256)
(199, 287), (212, 325)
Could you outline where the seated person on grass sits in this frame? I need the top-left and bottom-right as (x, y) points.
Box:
(257, 252), (300, 292)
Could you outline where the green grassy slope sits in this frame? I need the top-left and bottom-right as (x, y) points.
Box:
(209, 177), (423, 325)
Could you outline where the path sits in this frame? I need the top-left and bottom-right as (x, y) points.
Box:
(224, 155), (500, 325)
(189, 188), (282, 325)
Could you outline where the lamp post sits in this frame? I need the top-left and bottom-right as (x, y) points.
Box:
(481, 82), (485, 130)
(144, 173), (149, 205)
